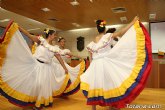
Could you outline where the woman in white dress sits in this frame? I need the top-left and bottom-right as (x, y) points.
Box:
(56, 37), (72, 63)
(80, 16), (152, 110)
(57, 37), (82, 62)
(0, 21), (81, 109)
(52, 37), (85, 96)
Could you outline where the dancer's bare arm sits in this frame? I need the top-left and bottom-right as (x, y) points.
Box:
(55, 54), (68, 74)
(112, 16), (139, 38)
(19, 26), (40, 43)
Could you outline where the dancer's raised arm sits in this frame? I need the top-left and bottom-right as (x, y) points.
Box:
(112, 16), (139, 38)
(19, 26), (40, 43)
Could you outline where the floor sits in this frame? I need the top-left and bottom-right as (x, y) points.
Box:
(0, 88), (165, 110)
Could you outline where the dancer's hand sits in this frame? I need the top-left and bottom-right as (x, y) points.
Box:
(65, 68), (68, 74)
(132, 16), (139, 23)
(112, 16), (139, 38)
(66, 53), (72, 58)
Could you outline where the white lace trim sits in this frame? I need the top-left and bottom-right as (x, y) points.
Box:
(38, 36), (72, 55)
(38, 36), (60, 53)
(86, 33), (112, 53)
(60, 49), (71, 55)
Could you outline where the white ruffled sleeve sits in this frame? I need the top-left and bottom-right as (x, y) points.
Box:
(86, 42), (95, 53)
(49, 45), (61, 54)
(38, 36), (45, 43)
(86, 33), (112, 53)
(64, 49), (71, 54)
(38, 36), (61, 54)
(102, 33), (113, 44)
(60, 49), (71, 55)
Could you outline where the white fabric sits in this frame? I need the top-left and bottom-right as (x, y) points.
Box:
(33, 45), (54, 63)
(111, 37), (120, 48)
(1, 30), (68, 101)
(52, 57), (81, 83)
(38, 36), (60, 53)
(52, 47), (81, 83)
(61, 49), (71, 63)
(80, 26), (137, 90)
(52, 46), (71, 63)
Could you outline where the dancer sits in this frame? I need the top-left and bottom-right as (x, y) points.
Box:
(52, 37), (85, 96)
(80, 16), (152, 110)
(57, 37), (71, 63)
(57, 37), (82, 61)
(0, 21), (84, 109)
(30, 36), (85, 97)
(56, 37), (74, 63)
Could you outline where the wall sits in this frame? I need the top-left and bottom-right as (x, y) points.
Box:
(0, 26), (32, 47)
(59, 28), (96, 58)
(0, 27), (5, 37)
(59, 22), (149, 58)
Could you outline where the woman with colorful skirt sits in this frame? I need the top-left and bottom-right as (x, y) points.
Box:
(52, 37), (85, 96)
(80, 16), (152, 110)
(0, 21), (84, 109)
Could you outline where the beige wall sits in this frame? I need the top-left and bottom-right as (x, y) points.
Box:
(59, 22), (149, 58)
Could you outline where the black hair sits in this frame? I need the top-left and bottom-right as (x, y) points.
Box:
(44, 29), (56, 38)
(106, 28), (118, 42)
(113, 37), (118, 41)
(96, 20), (106, 33)
(57, 37), (65, 42)
(106, 28), (116, 33)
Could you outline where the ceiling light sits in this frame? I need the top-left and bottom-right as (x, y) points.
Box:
(106, 24), (123, 29)
(149, 13), (156, 20)
(72, 23), (80, 27)
(70, 0), (79, 6)
(48, 18), (59, 22)
(120, 16), (127, 22)
(111, 7), (126, 13)
(0, 19), (10, 23)
(41, 8), (50, 12)
(70, 28), (91, 32)
(27, 28), (40, 31)
(89, 0), (93, 2)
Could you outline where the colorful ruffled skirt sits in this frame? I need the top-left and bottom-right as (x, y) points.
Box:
(0, 21), (85, 108)
(80, 21), (152, 108)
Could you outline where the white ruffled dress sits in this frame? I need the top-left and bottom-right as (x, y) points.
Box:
(0, 22), (84, 108)
(80, 21), (152, 108)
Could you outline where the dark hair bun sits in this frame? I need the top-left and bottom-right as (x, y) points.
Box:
(106, 28), (116, 33)
(43, 28), (56, 38)
(96, 20), (106, 33)
(96, 20), (102, 25)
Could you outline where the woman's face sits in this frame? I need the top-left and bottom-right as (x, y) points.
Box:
(59, 39), (65, 48)
(49, 33), (57, 41)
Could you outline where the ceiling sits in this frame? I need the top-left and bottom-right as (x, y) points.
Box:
(0, 0), (165, 32)
(0, 7), (56, 34)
